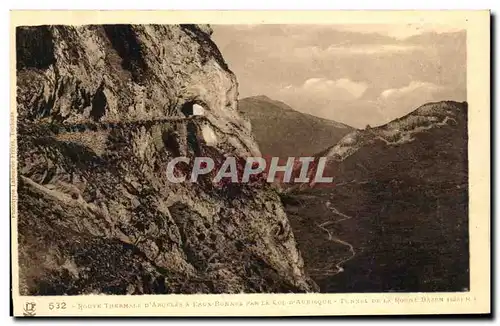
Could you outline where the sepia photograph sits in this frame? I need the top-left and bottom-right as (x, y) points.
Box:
(10, 10), (490, 317)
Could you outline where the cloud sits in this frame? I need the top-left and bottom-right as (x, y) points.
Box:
(368, 81), (455, 126)
(328, 44), (422, 55)
(380, 81), (444, 100)
(274, 78), (370, 127)
(275, 79), (459, 129)
(212, 25), (466, 128)
(295, 44), (423, 58)
(333, 24), (464, 40)
(287, 77), (368, 101)
(291, 44), (423, 62)
(230, 24), (259, 31)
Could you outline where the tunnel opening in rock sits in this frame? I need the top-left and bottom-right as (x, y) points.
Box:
(181, 101), (206, 118)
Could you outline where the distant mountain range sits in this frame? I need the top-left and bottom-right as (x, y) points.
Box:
(238, 95), (353, 158)
(282, 100), (469, 292)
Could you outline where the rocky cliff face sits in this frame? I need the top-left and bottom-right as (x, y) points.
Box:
(15, 24), (317, 294)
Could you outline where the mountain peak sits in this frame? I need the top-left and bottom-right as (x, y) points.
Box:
(248, 95), (272, 101)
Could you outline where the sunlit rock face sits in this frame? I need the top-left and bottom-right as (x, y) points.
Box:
(201, 124), (218, 146)
(16, 24), (317, 295)
(192, 103), (205, 116)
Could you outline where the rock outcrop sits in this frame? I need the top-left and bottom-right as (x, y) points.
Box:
(15, 24), (317, 294)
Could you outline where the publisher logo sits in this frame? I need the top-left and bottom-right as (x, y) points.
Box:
(23, 302), (36, 317)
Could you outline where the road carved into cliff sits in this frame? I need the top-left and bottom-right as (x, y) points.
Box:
(19, 116), (202, 135)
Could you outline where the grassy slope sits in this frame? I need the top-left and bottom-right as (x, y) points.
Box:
(238, 95), (353, 158)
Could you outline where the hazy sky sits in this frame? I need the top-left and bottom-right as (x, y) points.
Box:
(212, 25), (466, 128)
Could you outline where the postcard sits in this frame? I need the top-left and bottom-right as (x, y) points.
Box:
(10, 10), (490, 317)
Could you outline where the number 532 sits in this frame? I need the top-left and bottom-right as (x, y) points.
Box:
(49, 302), (67, 310)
